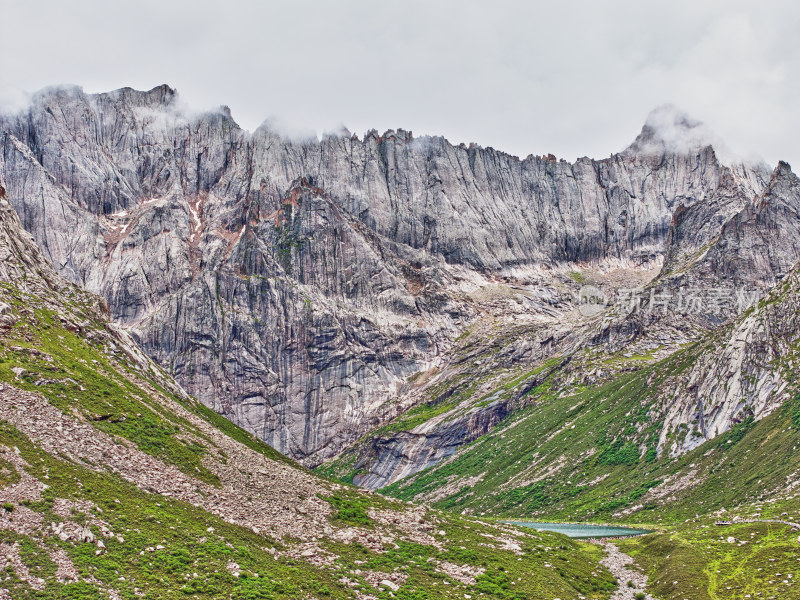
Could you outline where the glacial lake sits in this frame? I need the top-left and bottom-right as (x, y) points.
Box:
(504, 521), (652, 539)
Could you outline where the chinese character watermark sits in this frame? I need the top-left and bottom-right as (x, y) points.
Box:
(578, 285), (760, 317)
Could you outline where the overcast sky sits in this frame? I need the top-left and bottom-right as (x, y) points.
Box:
(2, 0), (798, 167)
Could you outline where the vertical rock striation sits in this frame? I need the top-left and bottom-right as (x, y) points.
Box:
(0, 86), (779, 464)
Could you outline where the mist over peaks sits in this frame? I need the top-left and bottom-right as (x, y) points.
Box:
(627, 104), (766, 168)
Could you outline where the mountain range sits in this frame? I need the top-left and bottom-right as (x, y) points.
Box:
(2, 85), (800, 599)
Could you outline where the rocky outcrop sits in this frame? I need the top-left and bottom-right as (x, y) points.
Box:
(355, 395), (513, 490)
(325, 162), (800, 488)
(591, 160), (800, 350)
(656, 259), (800, 456)
(0, 176), (63, 295)
(2, 187), (599, 600)
(679, 161), (800, 293)
(0, 86), (776, 464)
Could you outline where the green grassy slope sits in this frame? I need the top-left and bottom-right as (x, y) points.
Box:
(0, 416), (615, 600)
(619, 519), (800, 600)
(379, 342), (800, 524)
(0, 193), (615, 599)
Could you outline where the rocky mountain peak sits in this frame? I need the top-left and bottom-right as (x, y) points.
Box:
(769, 159), (798, 187)
(0, 85), (788, 467)
(101, 83), (179, 109)
(623, 104), (742, 168)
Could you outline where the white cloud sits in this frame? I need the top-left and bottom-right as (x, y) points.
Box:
(1, 0), (797, 169)
(630, 104), (749, 167)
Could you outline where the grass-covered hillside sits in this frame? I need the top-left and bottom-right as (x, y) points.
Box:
(362, 266), (800, 599)
(0, 187), (617, 599)
(375, 262), (800, 525)
(378, 349), (800, 524)
(618, 518), (800, 600)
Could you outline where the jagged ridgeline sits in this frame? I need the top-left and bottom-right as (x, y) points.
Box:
(0, 85), (774, 470)
(0, 181), (619, 598)
(3, 84), (800, 599)
(324, 161), (800, 498)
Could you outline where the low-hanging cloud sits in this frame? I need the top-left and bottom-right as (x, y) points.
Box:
(632, 104), (764, 168)
(1, 0), (797, 169)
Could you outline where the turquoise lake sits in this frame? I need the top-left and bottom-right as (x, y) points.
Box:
(505, 521), (652, 539)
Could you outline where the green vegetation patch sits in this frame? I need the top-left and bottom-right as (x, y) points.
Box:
(0, 303), (220, 485)
(0, 454), (20, 487)
(620, 521), (800, 600)
(323, 490), (373, 527)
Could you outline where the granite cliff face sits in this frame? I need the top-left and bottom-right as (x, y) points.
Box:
(650, 163), (800, 455)
(1, 181), (611, 600)
(374, 259), (800, 523)
(0, 85), (780, 467)
(331, 160), (800, 490)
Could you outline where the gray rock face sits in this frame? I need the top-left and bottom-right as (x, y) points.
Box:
(356, 400), (512, 490)
(685, 162), (800, 290)
(657, 258), (800, 456)
(652, 164), (800, 454)
(0, 176), (65, 299)
(591, 160), (800, 354)
(0, 85), (777, 464)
